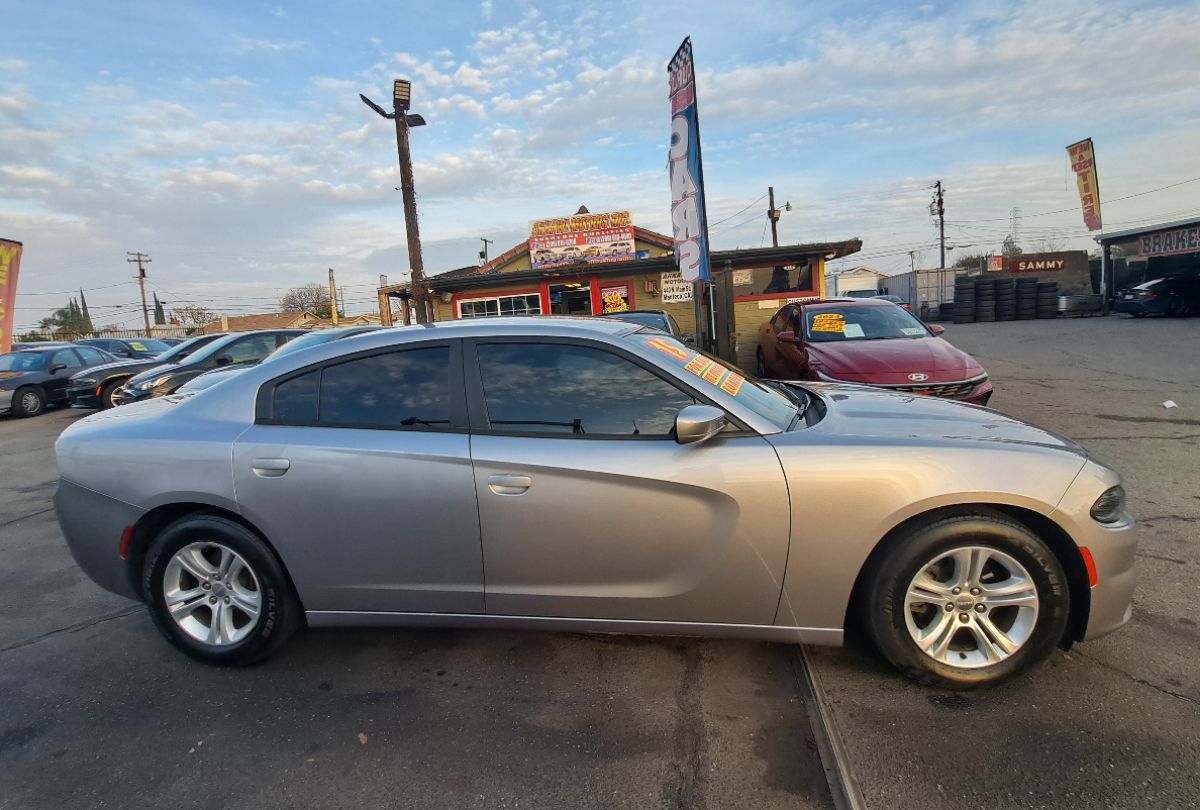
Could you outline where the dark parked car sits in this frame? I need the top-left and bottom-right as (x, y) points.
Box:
(176, 326), (386, 394)
(1114, 275), (1200, 317)
(872, 294), (913, 312)
(75, 337), (171, 360)
(599, 310), (694, 344)
(120, 330), (306, 403)
(67, 333), (226, 410)
(11, 341), (74, 350)
(756, 298), (993, 406)
(0, 345), (117, 417)
(157, 337), (187, 346)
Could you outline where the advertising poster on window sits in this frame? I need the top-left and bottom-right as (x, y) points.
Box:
(667, 37), (711, 283)
(600, 284), (631, 313)
(529, 211), (635, 270)
(1066, 138), (1102, 232)
(0, 239), (24, 354)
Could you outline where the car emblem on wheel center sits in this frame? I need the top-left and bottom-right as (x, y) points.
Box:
(908, 373), (929, 382)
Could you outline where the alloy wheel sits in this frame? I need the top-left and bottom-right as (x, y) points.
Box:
(162, 542), (261, 646)
(20, 390), (43, 415)
(903, 545), (1039, 668)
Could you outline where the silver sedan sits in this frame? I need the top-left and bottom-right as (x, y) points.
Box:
(54, 317), (1136, 688)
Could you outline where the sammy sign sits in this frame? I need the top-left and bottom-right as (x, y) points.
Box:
(667, 38), (711, 283)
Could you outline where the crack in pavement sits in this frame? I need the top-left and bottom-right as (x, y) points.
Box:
(1074, 649), (1200, 708)
(0, 604), (145, 654)
(0, 507), (55, 529)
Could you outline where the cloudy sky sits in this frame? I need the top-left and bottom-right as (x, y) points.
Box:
(3, 0), (1199, 331)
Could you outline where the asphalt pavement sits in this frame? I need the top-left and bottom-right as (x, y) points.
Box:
(809, 314), (1200, 810)
(0, 409), (832, 810)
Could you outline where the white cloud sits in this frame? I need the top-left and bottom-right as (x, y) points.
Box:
(480, 0), (493, 20)
(0, 59), (27, 72)
(452, 63), (491, 93)
(233, 37), (304, 54)
(207, 75), (255, 89)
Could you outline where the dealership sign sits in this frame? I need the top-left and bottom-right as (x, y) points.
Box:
(1009, 258), (1067, 272)
(1137, 225), (1200, 257)
(0, 239), (23, 354)
(667, 37), (711, 283)
(528, 211), (635, 270)
(1066, 138), (1102, 232)
(660, 271), (693, 303)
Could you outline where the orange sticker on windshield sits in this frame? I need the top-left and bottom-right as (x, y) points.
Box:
(811, 313), (845, 333)
(645, 336), (691, 362)
(702, 363), (725, 385)
(720, 373), (745, 396)
(684, 355), (708, 375)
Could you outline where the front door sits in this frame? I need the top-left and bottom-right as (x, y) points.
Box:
(232, 341), (484, 614)
(465, 338), (791, 624)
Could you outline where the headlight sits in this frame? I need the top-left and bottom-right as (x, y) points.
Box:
(73, 378), (97, 387)
(135, 374), (173, 391)
(1090, 485), (1126, 524)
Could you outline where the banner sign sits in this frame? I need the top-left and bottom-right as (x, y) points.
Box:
(987, 256), (1005, 272)
(1066, 138), (1102, 232)
(599, 284), (631, 313)
(668, 37), (711, 283)
(1008, 257), (1067, 272)
(529, 211), (635, 270)
(1137, 225), (1200, 257)
(660, 271), (693, 303)
(0, 239), (23, 354)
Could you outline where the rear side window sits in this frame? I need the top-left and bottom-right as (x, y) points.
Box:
(268, 346), (451, 429)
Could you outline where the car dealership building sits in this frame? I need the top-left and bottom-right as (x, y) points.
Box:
(378, 207), (861, 371)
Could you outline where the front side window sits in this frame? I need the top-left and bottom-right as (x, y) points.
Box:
(477, 343), (694, 437)
(222, 335), (276, 364)
(459, 294), (542, 318)
(51, 349), (83, 369)
(318, 347), (451, 429)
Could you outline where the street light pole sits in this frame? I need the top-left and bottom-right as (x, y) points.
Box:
(361, 79), (431, 324)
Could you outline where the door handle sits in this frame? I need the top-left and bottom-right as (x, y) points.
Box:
(251, 458), (291, 478)
(488, 474), (532, 495)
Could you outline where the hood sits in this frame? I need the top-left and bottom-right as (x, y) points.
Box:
(807, 337), (983, 384)
(794, 382), (1083, 455)
(125, 363), (174, 386)
(72, 357), (161, 378)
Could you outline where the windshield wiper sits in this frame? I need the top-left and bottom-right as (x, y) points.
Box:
(763, 380), (810, 427)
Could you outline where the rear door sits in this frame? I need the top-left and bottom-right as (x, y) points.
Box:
(465, 337), (791, 624)
(232, 339), (484, 614)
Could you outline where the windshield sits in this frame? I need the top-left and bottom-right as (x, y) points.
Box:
(0, 352), (48, 372)
(264, 329), (354, 362)
(155, 335), (216, 363)
(626, 332), (798, 430)
(802, 305), (930, 343)
(123, 338), (170, 355)
(603, 312), (669, 331)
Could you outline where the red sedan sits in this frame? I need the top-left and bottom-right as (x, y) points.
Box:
(756, 299), (993, 405)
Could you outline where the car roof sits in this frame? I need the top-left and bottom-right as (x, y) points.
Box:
(5, 346), (65, 355)
(797, 298), (891, 309)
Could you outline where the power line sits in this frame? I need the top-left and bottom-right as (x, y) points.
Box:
(947, 176), (1200, 223)
(708, 192), (769, 230)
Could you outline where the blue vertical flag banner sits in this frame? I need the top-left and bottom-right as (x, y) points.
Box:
(668, 38), (711, 283)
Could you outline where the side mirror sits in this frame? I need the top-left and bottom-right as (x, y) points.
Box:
(680, 332), (696, 345)
(675, 404), (728, 445)
(776, 330), (800, 343)
(50, 363), (67, 374)
(928, 324), (945, 336)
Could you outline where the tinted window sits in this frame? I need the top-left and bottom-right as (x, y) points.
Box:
(221, 335), (277, 364)
(74, 346), (109, 365)
(477, 343), (695, 437)
(273, 370), (319, 423)
(51, 349), (84, 369)
(318, 347), (451, 429)
(0, 352), (47, 372)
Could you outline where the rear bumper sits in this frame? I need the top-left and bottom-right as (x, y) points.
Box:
(1114, 299), (1162, 316)
(54, 478), (144, 601)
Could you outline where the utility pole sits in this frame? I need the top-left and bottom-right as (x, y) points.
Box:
(766, 187), (791, 248)
(932, 181), (946, 269)
(126, 251), (152, 337)
(328, 268), (340, 326)
(479, 237), (494, 265)
(360, 80), (431, 324)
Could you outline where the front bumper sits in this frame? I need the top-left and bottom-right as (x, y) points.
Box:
(814, 370), (993, 406)
(54, 478), (145, 601)
(66, 384), (103, 409)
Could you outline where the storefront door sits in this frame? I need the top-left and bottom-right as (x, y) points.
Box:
(547, 283), (592, 315)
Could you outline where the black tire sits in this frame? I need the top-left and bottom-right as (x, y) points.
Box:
(143, 514), (303, 665)
(99, 379), (123, 410)
(859, 510), (1070, 689)
(11, 386), (45, 418)
(1167, 297), (1194, 317)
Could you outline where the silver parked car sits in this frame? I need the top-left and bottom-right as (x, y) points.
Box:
(54, 317), (1135, 687)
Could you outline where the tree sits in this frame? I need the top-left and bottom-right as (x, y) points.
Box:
(1031, 236), (1066, 253)
(173, 305), (216, 327)
(1001, 235), (1023, 258)
(37, 298), (91, 336)
(279, 283), (331, 318)
(952, 252), (989, 272)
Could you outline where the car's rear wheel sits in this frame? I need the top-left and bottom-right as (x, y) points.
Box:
(12, 386), (45, 418)
(860, 511), (1069, 689)
(143, 514), (302, 665)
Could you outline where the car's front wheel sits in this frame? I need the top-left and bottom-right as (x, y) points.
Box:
(143, 514), (302, 665)
(100, 379), (123, 409)
(12, 386), (45, 418)
(861, 511), (1069, 689)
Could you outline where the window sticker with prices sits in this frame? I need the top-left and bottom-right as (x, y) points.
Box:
(645, 336), (745, 397)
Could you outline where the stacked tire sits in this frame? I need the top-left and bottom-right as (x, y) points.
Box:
(995, 279), (1016, 321)
(953, 277), (976, 324)
(974, 278), (996, 322)
(938, 302), (955, 322)
(1016, 278), (1038, 319)
(1036, 282), (1059, 319)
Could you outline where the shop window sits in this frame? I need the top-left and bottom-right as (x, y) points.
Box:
(458, 294), (542, 318)
(476, 343), (695, 437)
(316, 347), (452, 429)
(732, 262), (816, 299)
